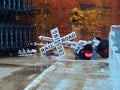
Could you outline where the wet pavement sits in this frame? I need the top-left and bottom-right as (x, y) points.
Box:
(0, 48), (109, 90)
(0, 54), (58, 90)
(25, 60), (113, 90)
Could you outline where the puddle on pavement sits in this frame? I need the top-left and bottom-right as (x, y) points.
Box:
(27, 60), (112, 90)
(0, 65), (48, 90)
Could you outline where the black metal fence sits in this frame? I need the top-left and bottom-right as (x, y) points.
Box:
(0, 0), (34, 11)
(0, 23), (35, 50)
(0, 0), (35, 55)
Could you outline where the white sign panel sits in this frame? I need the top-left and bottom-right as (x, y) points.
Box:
(61, 32), (76, 43)
(40, 27), (76, 57)
(51, 28), (66, 57)
(40, 42), (55, 54)
(39, 32), (76, 43)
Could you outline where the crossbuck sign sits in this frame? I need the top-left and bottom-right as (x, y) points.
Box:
(40, 27), (76, 57)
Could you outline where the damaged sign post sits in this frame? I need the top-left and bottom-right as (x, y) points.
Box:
(40, 27), (76, 57)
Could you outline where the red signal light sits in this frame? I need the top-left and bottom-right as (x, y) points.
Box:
(84, 50), (93, 58)
(103, 47), (109, 54)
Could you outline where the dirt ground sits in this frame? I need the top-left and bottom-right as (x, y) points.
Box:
(0, 48), (108, 90)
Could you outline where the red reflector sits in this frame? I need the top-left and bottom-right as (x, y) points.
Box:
(84, 50), (92, 58)
(103, 48), (109, 54)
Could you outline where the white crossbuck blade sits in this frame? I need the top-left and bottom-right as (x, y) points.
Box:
(39, 27), (76, 57)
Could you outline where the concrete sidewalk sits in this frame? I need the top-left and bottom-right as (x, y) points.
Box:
(24, 60), (113, 90)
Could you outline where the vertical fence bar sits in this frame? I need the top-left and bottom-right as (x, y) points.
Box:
(15, 25), (18, 48)
(0, 0), (3, 9)
(17, 25), (23, 48)
(18, 0), (20, 10)
(13, 0), (16, 10)
(23, 0), (26, 10)
(10, 25), (13, 48)
(20, 0), (24, 9)
(0, 25), (3, 48)
(27, 0), (30, 9)
(8, 0), (11, 9)
(11, 0), (14, 10)
(3, 0), (6, 9)
(24, 26), (26, 48)
(23, 26), (27, 48)
(0, 26), (1, 48)
(31, 0), (34, 8)
(31, 26), (35, 47)
(5, 25), (9, 48)
(5, 0), (8, 9)
(28, 26), (30, 47)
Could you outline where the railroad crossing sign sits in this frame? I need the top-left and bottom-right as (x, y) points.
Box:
(40, 27), (76, 57)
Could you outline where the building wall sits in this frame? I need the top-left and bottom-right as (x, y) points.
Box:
(34, 0), (120, 41)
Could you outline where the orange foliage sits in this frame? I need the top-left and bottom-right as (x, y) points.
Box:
(70, 7), (109, 38)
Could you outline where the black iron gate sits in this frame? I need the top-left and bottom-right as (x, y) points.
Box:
(0, 0), (35, 55)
